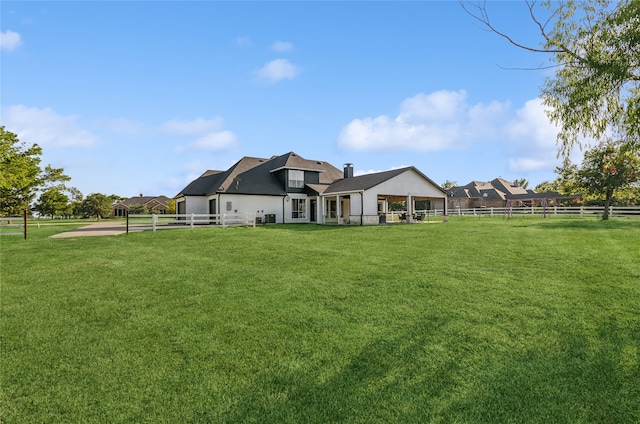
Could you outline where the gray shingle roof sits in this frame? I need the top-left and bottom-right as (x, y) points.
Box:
(324, 166), (447, 195)
(175, 152), (344, 197)
(325, 167), (410, 193)
(447, 178), (566, 201)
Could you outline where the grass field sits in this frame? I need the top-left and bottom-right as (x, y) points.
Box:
(1, 217), (639, 423)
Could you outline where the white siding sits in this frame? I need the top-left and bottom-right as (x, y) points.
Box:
(330, 169), (447, 225)
(220, 194), (285, 223)
(182, 196), (208, 215)
(376, 169), (444, 197)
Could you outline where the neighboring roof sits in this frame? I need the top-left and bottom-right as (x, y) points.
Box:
(324, 166), (447, 195)
(490, 178), (530, 197)
(117, 195), (171, 207)
(447, 178), (567, 201)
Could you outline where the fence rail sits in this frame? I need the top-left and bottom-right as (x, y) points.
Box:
(446, 205), (640, 218)
(0, 211), (28, 239)
(126, 213), (257, 232)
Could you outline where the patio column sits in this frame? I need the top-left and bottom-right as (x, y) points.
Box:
(336, 195), (341, 223)
(406, 194), (413, 223)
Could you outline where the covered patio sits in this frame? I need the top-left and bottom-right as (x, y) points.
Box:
(377, 194), (447, 223)
(319, 166), (448, 225)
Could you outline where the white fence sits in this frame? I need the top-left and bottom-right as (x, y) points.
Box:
(0, 215), (27, 238)
(446, 205), (640, 218)
(126, 213), (257, 232)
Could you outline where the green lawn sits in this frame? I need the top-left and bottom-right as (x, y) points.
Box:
(1, 218), (639, 423)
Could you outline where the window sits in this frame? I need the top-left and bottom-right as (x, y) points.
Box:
(292, 198), (306, 219)
(288, 170), (304, 188)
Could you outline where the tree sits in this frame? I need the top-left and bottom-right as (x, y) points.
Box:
(1, 127), (43, 216)
(546, 158), (583, 197)
(0, 126), (71, 216)
(441, 180), (458, 189)
(128, 203), (149, 215)
(80, 193), (114, 219)
(165, 199), (176, 214)
(576, 143), (639, 219)
(461, 1), (640, 157)
(35, 187), (70, 219)
(65, 187), (84, 218)
(513, 178), (529, 189)
(67, 187), (83, 203)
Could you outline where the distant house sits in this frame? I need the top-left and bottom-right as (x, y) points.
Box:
(112, 195), (171, 217)
(175, 152), (448, 225)
(446, 178), (564, 210)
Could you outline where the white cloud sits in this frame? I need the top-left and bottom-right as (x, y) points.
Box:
(190, 131), (236, 151)
(337, 90), (584, 177)
(508, 157), (557, 173)
(256, 58), (300, 84)
(272, 41), (294, 52)
(338, 90), (509, 152)
(0, 29), (22, 51)
(504, 98), (558, 149)
(503, 98), (563, 173)
(161, 117), (224, 136)
(162, 116), (237, 152)
(2, 105), (97, 147)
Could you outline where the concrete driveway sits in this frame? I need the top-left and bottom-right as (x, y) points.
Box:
(50, 221), (129, 238)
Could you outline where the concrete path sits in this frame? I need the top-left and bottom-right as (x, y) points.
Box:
(50, 221), (129, 238)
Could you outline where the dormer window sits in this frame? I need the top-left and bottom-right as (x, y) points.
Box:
(288, 170), (304, 188)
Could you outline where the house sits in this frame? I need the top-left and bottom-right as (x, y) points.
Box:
(446, 178), (564, 211)
(113, 195), (171, 217)
(174, 152), (448, 225)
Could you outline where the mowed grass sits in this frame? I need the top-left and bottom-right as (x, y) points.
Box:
(1, 217), (639, 423)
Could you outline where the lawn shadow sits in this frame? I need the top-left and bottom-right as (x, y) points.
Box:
(218, 314), (464, 423)
(218, 314), (640, 423)
(525, 217), (640, 231)
(450, 315), (640, 423)
(260, 223), (362, 232)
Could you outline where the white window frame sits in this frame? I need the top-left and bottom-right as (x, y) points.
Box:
(288, 170), (304, 188)
(292, 198), (306, 219)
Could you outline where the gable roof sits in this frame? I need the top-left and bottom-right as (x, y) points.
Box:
(447, 178), (562, 201)
(325, 167), (409, 193)
(324, 166), (447, 195)
(490, 178), (530, 196)
(267, 152), (343, 184)
(115, 195), (171, 209)
(175, 152), (344, 197)
(448, 181), (506, 201)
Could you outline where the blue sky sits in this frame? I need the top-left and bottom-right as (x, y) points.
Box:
(1, 1), (572, 198)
